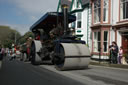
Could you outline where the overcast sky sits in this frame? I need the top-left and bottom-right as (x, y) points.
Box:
(0, 0), (59, 35)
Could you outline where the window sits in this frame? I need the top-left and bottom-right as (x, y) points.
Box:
(103, 31), (108, 52)
(76, 0), (80, 8)
(74, 0), (77, 8)
(94, 0), (101, 23)
(72, 21), (76, 28)
(74, 0), (81, 8)
(93, 31), (101, 52)
(58, 5), (62, 12)
(120, 0), (128, 20)
(103, 0), (109, 22)
(71, 14), (76, 28)
(77, 12), (82, 28)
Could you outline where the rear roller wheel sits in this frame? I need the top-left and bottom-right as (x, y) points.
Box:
(31, 41), (42, 65)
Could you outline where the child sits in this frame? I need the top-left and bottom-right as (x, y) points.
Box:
(118, 46), (123, 64)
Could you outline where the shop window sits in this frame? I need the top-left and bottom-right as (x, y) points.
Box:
(103, 0), (109, 22)
(120, 0), (128, 20)
(77, 12), (82, 28)
(93, 31), (101, 52)
(94, 0), (101, 23)
(103, 31), (108, 52)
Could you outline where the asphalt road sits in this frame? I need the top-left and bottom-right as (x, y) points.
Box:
(1, 57), (128, 85)
(0, 58), (84, 85)
(41, 63), (128, 85)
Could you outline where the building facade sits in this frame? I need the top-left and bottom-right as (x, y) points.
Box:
(90, 0), (128, 59)
(57, 0), (92, 48)
(57, 0), (128, 59)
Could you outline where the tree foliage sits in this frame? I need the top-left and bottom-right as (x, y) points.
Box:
(17, 31), (34, 45)
(0, 25), (21, 48)
(0, 25), (34, 48)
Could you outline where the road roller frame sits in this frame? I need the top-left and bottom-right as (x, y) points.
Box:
(30, 4), (91, 70)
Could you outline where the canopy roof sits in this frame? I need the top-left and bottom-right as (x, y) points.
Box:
(30, 12), (76, 32)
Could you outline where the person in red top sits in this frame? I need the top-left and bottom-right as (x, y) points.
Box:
(14, 45), (17, 53)
(35, 35), (40, 40)
(35, 31), (40, 40)
(26, 37), (33, 61)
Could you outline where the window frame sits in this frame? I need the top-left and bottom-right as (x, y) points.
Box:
(120, 0), (128, 20)
(103, 0), (109, 22)
(93, 31), (101, 52)
(71, 14), (76, 28)
(103, 31), (109, 52)
(77, 12), (82, 28)
(93, 0), (101, 24)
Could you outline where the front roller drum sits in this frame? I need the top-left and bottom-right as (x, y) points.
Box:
(54, 43), (91, 70)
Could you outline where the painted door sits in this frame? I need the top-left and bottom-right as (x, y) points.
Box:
(122, 35), (128, 54)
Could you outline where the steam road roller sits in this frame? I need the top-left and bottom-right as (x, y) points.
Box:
(30, 5), (91, 70)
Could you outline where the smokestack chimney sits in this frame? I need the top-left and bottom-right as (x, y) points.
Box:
(62, 4), (68, 35)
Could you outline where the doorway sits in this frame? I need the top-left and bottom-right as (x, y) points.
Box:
(122, 34), (128, 54)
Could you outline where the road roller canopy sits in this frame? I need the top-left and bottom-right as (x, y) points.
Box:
(30, 12), (76, 32)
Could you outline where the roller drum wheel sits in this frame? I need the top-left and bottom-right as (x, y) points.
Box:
(54, 43), (91, 71)
(31, 40), (42, 65)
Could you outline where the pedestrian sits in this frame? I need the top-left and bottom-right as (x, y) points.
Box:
(9, 46), (16, 61)
(0, 47), (5, 69)
(109, 41), (119, 64)
(1, 47), (5, 59)
(35, 31), (40, 40)
(0, 47), (2, 69)
(26, 37), (32, 61)
(118, 46), (123, 64)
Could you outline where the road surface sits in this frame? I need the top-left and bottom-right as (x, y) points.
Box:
(0, 57), (128, 85)
(41, 64), (128, 85)
(0, 58), (84, 85)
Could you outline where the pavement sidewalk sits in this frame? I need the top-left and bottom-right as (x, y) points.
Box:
(90, 60), (128, 69)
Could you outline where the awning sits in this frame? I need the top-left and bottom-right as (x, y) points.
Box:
(30, 12), (76, 32)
